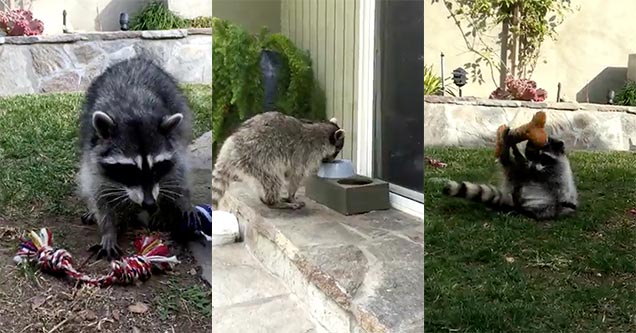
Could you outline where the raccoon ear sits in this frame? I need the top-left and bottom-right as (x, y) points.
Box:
(331, 128), (345, 144)
(92, 111), (114, 139)
(329, 117), (338, 125)
(160, 113), (183, 133)
(551, 138), (565, 153)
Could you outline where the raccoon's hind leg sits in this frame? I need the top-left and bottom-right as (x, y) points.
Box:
(282, 171), (306, 209)
(519, 204), (558, 221)
(253, 169), (303, 210)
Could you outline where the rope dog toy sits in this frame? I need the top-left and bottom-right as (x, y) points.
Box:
(495, 111), (548, 157)
(182, 204), (212, 242)
(14, 228), (179, 287)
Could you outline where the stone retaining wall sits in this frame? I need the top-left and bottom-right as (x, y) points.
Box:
(0, 28), (211, 97)
(424, 96), (636, 151)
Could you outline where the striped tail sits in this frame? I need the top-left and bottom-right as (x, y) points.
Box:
(442, 180), (514, 208)
(211, 162), (232, 209)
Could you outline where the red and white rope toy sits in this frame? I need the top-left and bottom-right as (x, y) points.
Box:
(14, 228), (180, 287)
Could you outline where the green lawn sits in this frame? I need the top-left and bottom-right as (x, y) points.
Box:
(0, 84), (211, 218)
(425, 147), (636, 333)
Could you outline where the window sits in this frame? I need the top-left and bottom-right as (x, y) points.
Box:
(374, 0), (424, 202)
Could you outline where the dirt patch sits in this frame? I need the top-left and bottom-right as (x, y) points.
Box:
(0, 214), (211, 333)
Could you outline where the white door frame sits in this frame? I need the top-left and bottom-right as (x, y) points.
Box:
(355, 0), (423, 221)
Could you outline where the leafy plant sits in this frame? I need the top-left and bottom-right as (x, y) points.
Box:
(187, 16), (213, 28)
(259, 30), (325, 119)
(615, 81), (636, 106)
(212, 18), (326, 156)
(424, 65), (456, 96)
(489, 76), (547, 102)
(130, 1), (188, 31)
(212, 17), (264, 149)
(432, 0), (574, 88)
(0, 9), (43, 36)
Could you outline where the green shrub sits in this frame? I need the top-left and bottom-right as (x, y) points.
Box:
(212, 18), (263, 149)
(615, 81), (636, 106)
(424, 65), (455, 96)
(259, 30), (325, 120)
(131, 1), (188, 31)
(212, 18), (326, 154)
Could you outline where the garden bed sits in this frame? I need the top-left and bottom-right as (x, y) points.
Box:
(425, 96), (636, 151)
(0, 28), (211, 97)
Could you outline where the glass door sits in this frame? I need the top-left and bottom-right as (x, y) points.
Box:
(374, 0), (424, 202)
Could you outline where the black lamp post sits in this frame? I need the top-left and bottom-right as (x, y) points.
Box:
(452, 67), (468, 97)
(120, 12), (129, 31)
(62, 10), (68, 33)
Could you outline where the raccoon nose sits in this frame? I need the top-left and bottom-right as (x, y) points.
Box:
(142, 197), (157, 213)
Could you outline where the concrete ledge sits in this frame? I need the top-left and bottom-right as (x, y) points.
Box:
(425, 96), (636, 151)
(220, 182), (424, 333)
(425, 95), (636, 114)
(0, 28), (212, 45)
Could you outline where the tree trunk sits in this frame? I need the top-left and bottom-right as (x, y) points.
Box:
(510, 2), (521, 78)
(499, 18), (510, 90)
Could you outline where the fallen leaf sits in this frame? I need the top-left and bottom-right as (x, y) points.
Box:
(128, 302), (149, 314)
(189, 268), (197, 275)
(112, 309), (120, 321)
(31, 296), (47, 309)
(82, 310), (97, 321)
(132, 327), (141, 333)
(426, 156), (448, 168)
(504, 256), (515, 263)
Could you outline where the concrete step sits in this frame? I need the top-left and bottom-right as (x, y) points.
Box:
(212, 243), (327, 332)
(220, 182), (424, 333)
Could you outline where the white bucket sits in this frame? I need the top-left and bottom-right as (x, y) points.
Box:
(211, 210), (240, 247)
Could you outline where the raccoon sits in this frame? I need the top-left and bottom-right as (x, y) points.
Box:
(78, 57), (195, 260)
(442, 128), (578, 221)
(211, 111), (345, 210)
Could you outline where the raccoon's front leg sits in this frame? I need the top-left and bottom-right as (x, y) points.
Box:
(81, 211), (96, 225)
(151, 186), (196, 244)
(89, 212), (123, 261)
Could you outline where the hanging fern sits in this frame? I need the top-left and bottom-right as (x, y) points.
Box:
(211, 18), (263, 147)
(259, 31), (323, 119)
(211, 18), (326, 157)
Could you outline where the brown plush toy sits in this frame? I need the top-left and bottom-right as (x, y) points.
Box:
(494, 111), (548, 157)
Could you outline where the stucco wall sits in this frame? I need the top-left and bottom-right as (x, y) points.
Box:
(281, 0), (358, 162)
(213, 0), (281, 34)
(424, 0), (636, 104)
(1, 0), (212, 33)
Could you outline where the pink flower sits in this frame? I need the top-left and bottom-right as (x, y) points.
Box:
(0, 9), (44, 36)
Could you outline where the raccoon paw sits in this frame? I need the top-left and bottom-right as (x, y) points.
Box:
(88, 242), (123, 261)
(286, 200), (305, 209)
(263, 198), (306, 210)
(81, 212), (96, 225)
